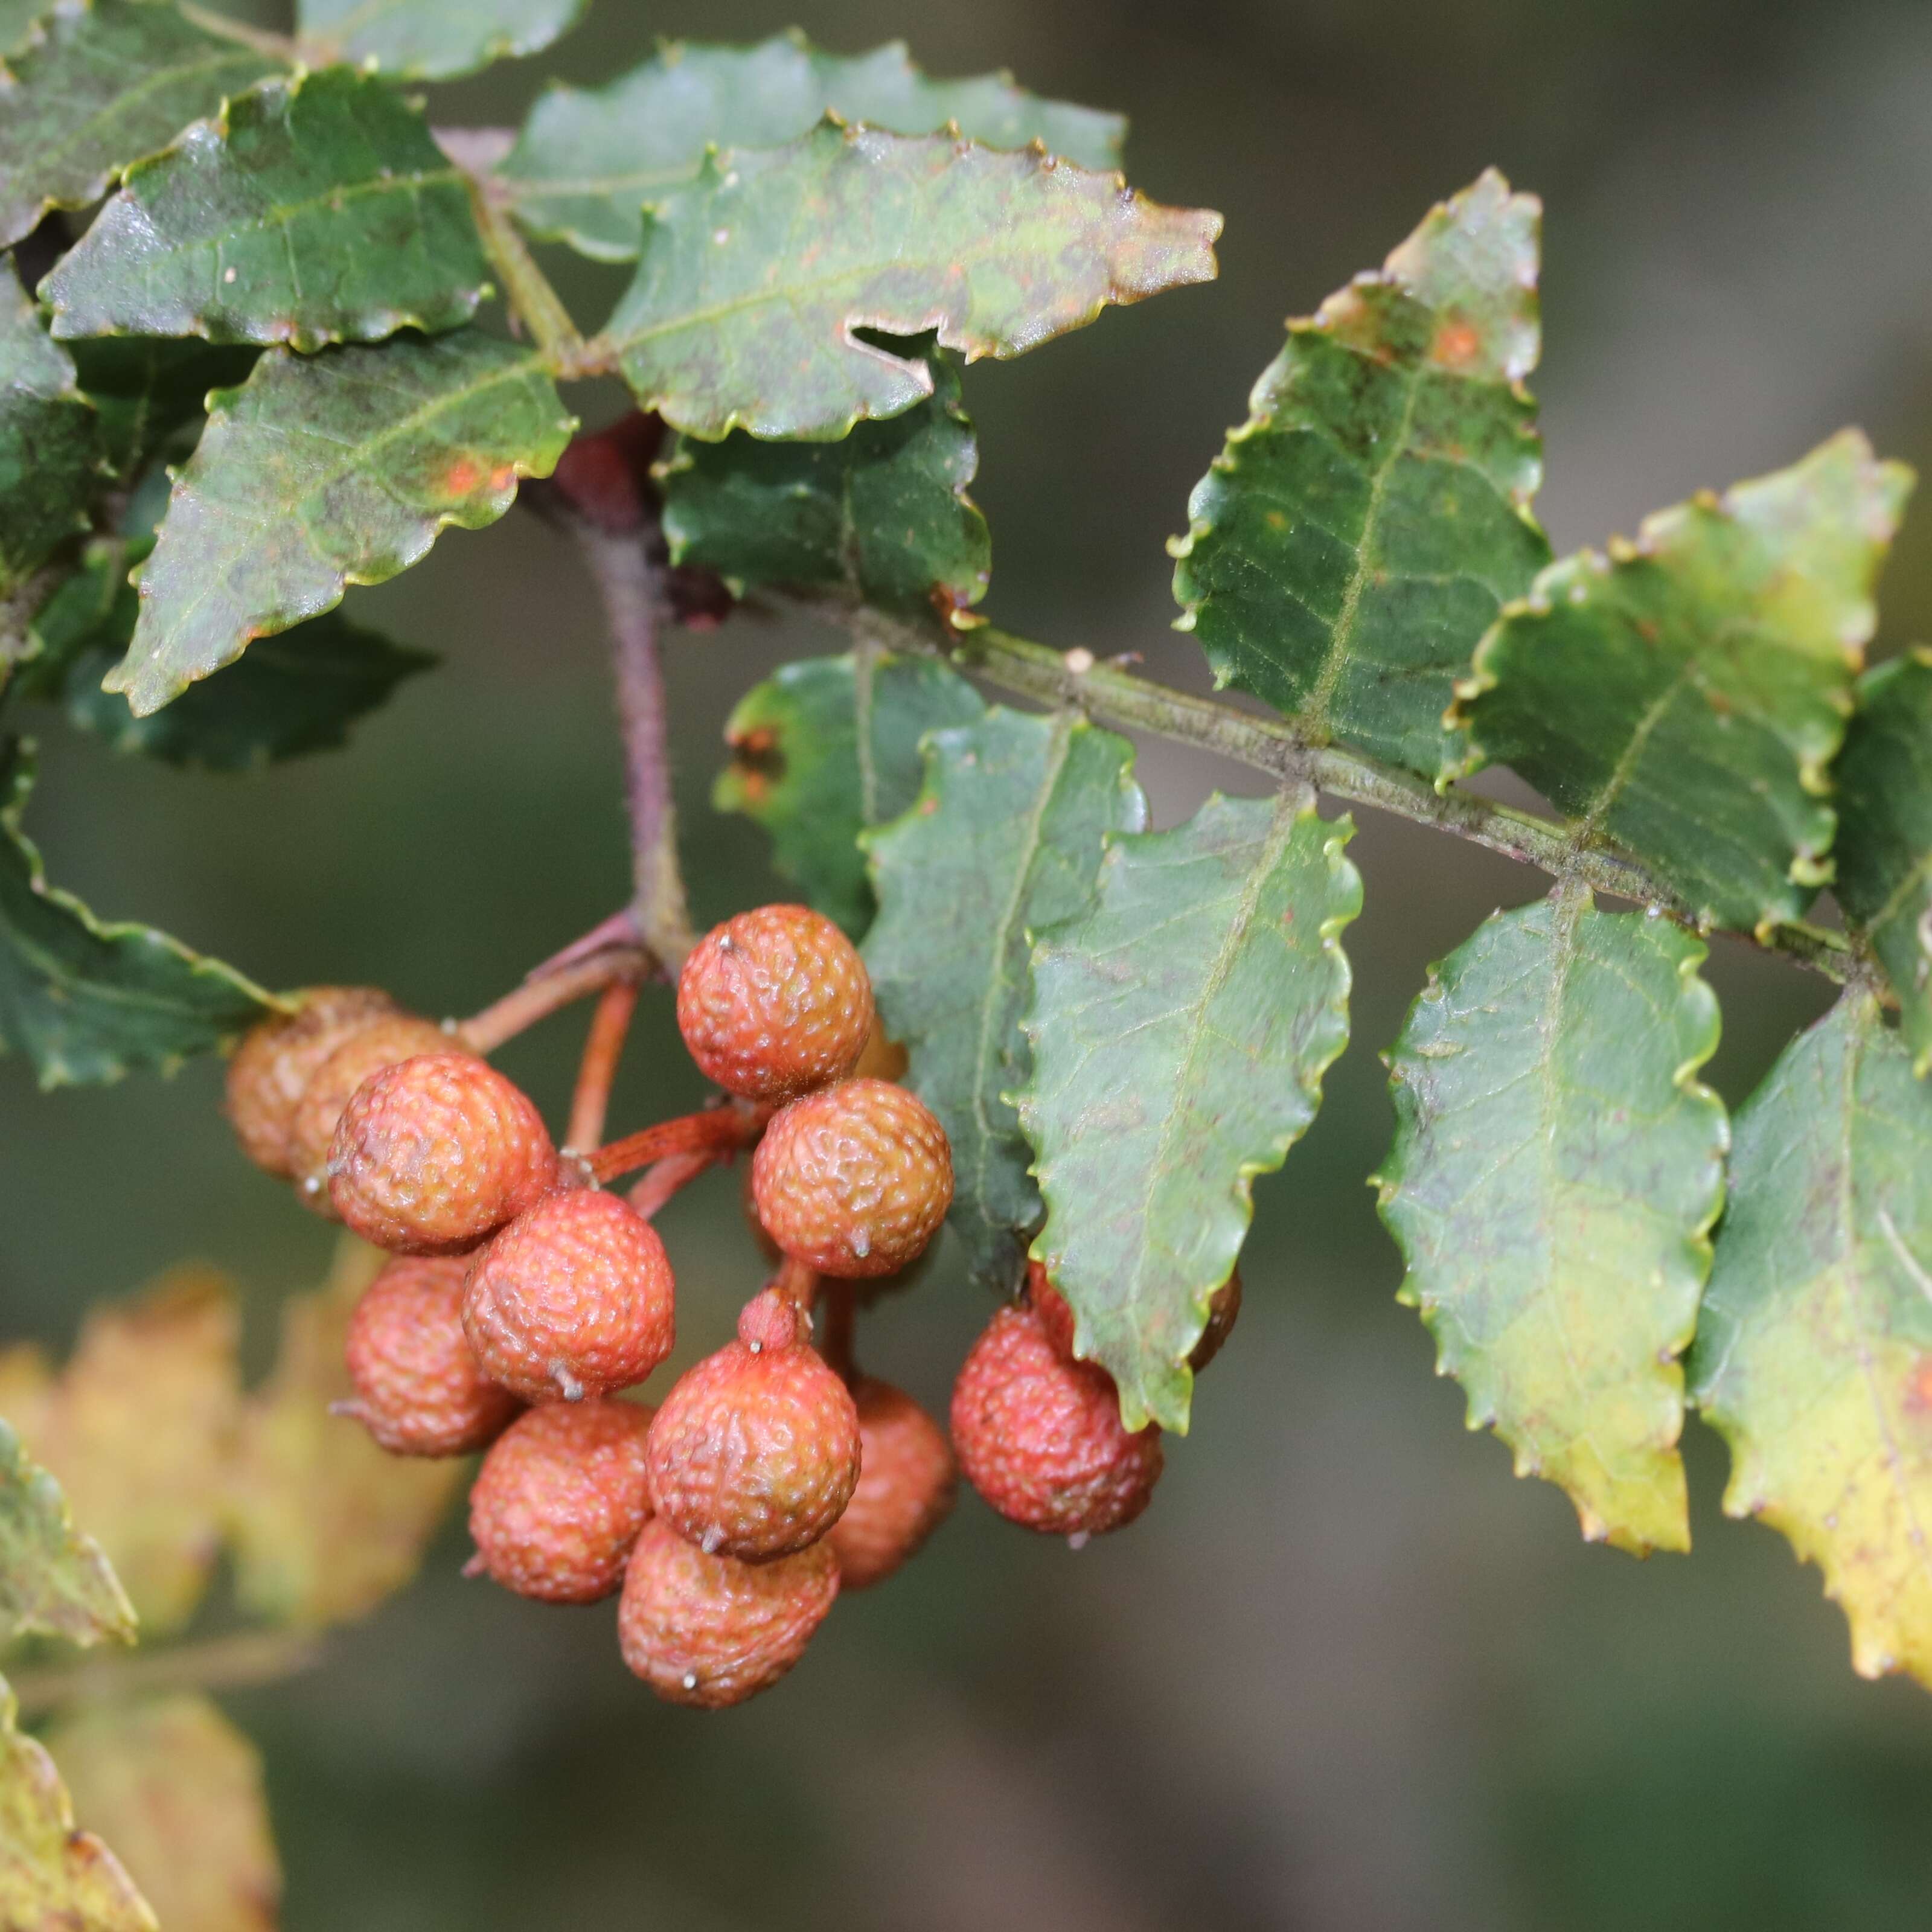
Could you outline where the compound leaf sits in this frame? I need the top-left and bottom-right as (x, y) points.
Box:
(865, 709), (1145, 1290)
(1689, 990), (1932, 1690)
(1457, 430), (1911, 931)
(105, 330), (572, 715)
(1834, 649), (1932, 1075)
(0, 1677), (155, 1932)
(0, 0), (284, 249)
(0, 739), (275, 1086)
(714, 649), (985, 938)
(296, 0), (584, 81)
(66, 336), (258, 481)
(1172, 170), (1547, 779)
(500, 32), (1126, 261)
(0, 1418), (134, 1647)
(0, 260), (104, 600)
(46, 1695), (279, 1932)
(1018, 789), (1360, 1431)
(1375, 887), (1727, 1553)
(43, 68), (488, 352)
(662, 341), (990, 616)
(603, 120), (1220, 440)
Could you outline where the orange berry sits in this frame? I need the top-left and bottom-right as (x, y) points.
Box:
(288, 1012), (457, 1206)
(1029, 1259), (1242, 1376)
(226, 986), (397, 1177)
(827, 1377), (955, 1590)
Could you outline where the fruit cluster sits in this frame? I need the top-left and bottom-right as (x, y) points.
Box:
(226, 903), (1236, 1706)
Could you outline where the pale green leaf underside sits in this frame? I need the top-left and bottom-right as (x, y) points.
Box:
(0, 0), (284, 248)
(296, 0), (585, 80)
(1834, 650), (1932, 1076)
(1172, 169), (1548, 779)
(1019, 789), (1361, 1432)
(0, 260), (102, 594)
(0, 1416), (135, 1645)
(713, 650), (986, 939)
(602, 119), (1220, 440)
(866, 708), (1145, 1291)
(1689, 991), (1932, 1689)
(106, 330), (573, 715)
(662, 342), (990, 616)
(1377, 887), (1726, 1553)
(500, 33), (1126, 261)
(44, 68), (488, 352)
(1457, 430), (1913, 930)
(0, 740), (275, 1085)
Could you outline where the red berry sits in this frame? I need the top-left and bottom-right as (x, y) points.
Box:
(618, 1517), (838, 1708)
(340, 1255), (522, 1456)
(950, 1304), (1163, 1538)
(827, 1377), (955, 1590)
(462, 1188), (675, 1403)
(751, 1078), (952, 1278)
(226, 986), (397, 1177)
(289, 1012), (459, 1204)
(1029, 1260), (1242, 1376)
(328, 1054), (557, 1254)
(645, 1288), (860, 1563)
(676, 904), (874, 1101)
(466, 1398), (656, 1602)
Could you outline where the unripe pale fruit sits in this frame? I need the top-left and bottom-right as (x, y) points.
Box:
(751, 1078), (952, 1278)
(226, 986), (397, 1177)
(328, 1054), (557, 1254)
(827, 1377), (955, 1590)
(340, 1255), (522, 1456)
(467, 1398), (656, 1602)
(462, 1188), (675, 1403)
(676, 904), (874, 1102)
(289, 1012), (458, 1204)
(951, 1304), (1163, 1538)
(645, 1288), (861, 1563)
(618, 1517), (839, 1708)
(1029, 1260), (1243, 1376)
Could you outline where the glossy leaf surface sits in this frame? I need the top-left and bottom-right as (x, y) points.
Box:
(0, 261), (102, 597)
(296, 0), (585, 80)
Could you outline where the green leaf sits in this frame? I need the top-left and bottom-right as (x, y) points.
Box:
(0, 260), (103, 598)
(714, 650), (986, 938)
(864, 709), (1145, 1290)
(1834, 650), (1932, 1076)
(27, 538), (434, 767)
(1375, 887), (1727, 1553)
(499, 33), (1127, 262)
(602, 120), (1220, 440)
(0, 0), (284, 249)
(1456, 430), (1913, 932)
(1171, 170), (1548, 779)
(104, 330), (573, 716)
(1017, 788), (1360, 1431)
(662, 341), (990, 616)
(67, 336), (258, 481)
(0, 738), (275, 1085)
(43, 68), (488, 352)
(1689, 990), (1932, 1689)
(0, 1675), (156, 1932)
(296, 0), (584, 80)
(0, 1416), (135, 1646)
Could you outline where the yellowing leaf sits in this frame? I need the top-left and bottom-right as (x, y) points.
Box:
(0, 1421), (133, 1648)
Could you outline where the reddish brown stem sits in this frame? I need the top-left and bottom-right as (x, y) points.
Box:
(589, 1103), (767, 1185)
(456, 947), (648, 1055)
(566, 977), (641, 1152)
(626, 1148), (717, 1220)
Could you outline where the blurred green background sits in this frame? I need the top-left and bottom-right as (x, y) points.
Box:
(8, 0), (1932, 1924)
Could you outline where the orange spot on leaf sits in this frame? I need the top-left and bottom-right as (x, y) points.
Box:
(1432, 319), (1482, 370)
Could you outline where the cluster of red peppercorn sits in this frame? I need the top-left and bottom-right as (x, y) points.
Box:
(225, 904), (1235, 1706)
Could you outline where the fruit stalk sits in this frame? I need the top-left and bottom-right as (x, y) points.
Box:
(588, 1104), (767, 1185)
(566, 976), (641, 1153)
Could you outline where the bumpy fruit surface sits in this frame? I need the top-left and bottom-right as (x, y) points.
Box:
(618, 1517), (839, 1708)
(827, 1377), (955, 1590)
(329, 1053), (557, 1253)
(467, 1398), (656, 1602)
(676, 904), (874, 1102)
(289, 1012), (457, 1200)
(462, 1188), (675, 1403)
(341, 1255), (522, 1456)
(751, 1078), (952, 1278)
(645, 1288), (861, 1563)
(226, 986), (396, 1177)
(951, 1304), (1163, 1537)
(1029, 1261), (1243, 1376)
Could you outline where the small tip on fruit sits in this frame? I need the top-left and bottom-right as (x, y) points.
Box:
(737, 1286), (801, 1354)
(461, 1553), (487, 1579)
(551, 1361), (586, 1403)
